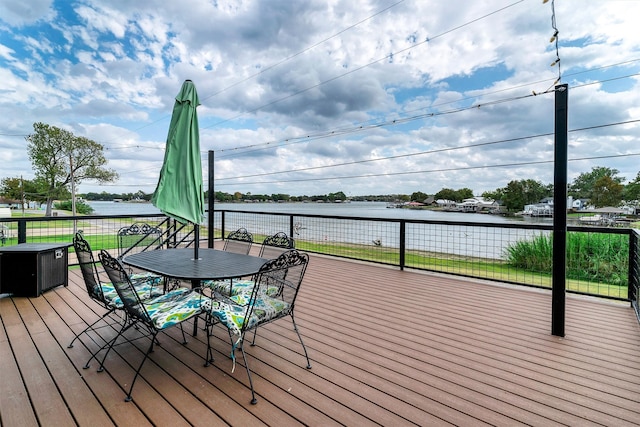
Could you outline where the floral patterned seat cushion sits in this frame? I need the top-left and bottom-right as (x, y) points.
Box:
(142, 288), (204, 329)
(202, 278), (280, 297)
(98, 272), (164, 308)
(202, 292), (289, 336)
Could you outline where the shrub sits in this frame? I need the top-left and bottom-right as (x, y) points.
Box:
(505, 232), (628, 287)
(54, 200), (94, 214)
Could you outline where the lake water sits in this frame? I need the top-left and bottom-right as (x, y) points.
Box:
(88, 200), (538, 225)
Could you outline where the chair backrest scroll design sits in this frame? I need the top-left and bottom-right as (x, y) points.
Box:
(223, 228), (253, 255)
(73, 232), (104, 301)
(99, 250), (150, 323)
(117, 222), (163, 259)
(259, 232), (295, 259)
(244, 249), (309, 331)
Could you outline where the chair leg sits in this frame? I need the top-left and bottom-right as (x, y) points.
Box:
(204, 315), (214, 367)
(91, 319), (137, 372)
(291, 313), (312, 369)
(227, 328), (235, 346)
(239, 341), (258, 405)
(68, 307), (117, 348)
(124, 331), (158, 402)
(83, 323), (123, 370)
(179, 323), (188, 345)
(250, 327), (259, 346)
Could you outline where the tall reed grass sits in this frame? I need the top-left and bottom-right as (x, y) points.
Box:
(504, 232), (629, 287)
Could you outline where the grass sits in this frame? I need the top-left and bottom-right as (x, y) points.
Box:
(296, 237), (628, 298)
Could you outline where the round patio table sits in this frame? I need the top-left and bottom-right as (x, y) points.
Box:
(122, 248), (267, 288)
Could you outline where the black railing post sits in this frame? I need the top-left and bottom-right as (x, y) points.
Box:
(221, 211), (226, 242)
(552, 83), (568, 337)
(399, 220), (406, 270)
(18, 219), (26, 243)
(208, 150), (214, 248)
(289, 215), (295, 240)
(628, 231), (638, 304)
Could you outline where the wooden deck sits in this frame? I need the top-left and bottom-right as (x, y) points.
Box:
(2, 253), (640, 426)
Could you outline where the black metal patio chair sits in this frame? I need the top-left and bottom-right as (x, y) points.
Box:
(98, 250), (205, 402)
(117, 222), (163, 259)
(204, 231), (294, 297)
(69, 233), (166, 368)
(259, 231), (295, 259)
(223, 227), (253, 255)
(202, 249), (311, 404)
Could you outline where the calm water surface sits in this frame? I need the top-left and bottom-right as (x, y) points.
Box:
(88, 200), (542, 225)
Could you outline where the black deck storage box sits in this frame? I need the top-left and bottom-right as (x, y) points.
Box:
(0, 243), (70, 297)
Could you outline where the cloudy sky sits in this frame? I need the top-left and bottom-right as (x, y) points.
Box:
(0, 0), (639, 198)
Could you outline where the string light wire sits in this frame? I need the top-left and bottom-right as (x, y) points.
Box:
(216, 119), (640, 183)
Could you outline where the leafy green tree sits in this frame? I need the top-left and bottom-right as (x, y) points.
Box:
(499, 179), (550, 211)
(590, 176), (624, 207)
(26, 122), (118, 216)
(0, 177), (24, 200)
(623, 171), (640, 203)
(569, 166), (624, 200)
(214, 191), (233, 202)
(410, 191), (429, 202)
(481, 189), (503, 202)
(434, 188), (458, 201)
(455, 188), (474, 201)
(434, 187), (473, 202)
(0, 177), (49, 206)
(328, 191), (347, 202)
(271, 193), (290, 202)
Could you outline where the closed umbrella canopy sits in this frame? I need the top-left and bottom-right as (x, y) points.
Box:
(152, 80), (204, 225)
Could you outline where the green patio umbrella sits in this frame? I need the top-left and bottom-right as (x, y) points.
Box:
(151, 79), (204, 258)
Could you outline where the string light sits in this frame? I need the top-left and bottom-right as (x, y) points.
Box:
(546, 0), (562, 86)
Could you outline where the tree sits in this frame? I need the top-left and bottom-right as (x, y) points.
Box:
(623, 171), (640, 203)
(214, 191), (233, 202)
(1, 177), (23, 201)
(481, 189), (503, 203)
(410, 191), (428, 202)
(434, 187), (473, 202)
(271, 193), (290, 202)
(590, 176), (624, 207)
(499, 179), (550, 212)
(328, 191), (346, 202)
(455, 188), (474, 201)
(1, 176), (52, 208)
(26, 122), (118, 216)
(569, 166), (624, 200)
(434, 188), (458, 201)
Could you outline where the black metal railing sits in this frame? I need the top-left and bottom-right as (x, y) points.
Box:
(214, 209), (639, 304)
(0, 214), (198, 263)
(631, 229), (640, 321)
(2, 209), (639, 315)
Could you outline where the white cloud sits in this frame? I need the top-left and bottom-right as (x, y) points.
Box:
(0, 0), (54, 26)
(0, 0), (638, 197)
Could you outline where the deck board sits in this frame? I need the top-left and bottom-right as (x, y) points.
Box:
(1, 253), (640, 426)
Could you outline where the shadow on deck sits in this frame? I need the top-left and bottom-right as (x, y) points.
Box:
(1, 254), (640, 426)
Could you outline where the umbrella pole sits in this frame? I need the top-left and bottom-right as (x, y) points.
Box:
(194, 224), (200, 260)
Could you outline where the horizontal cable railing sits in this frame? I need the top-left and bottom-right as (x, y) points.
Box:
(215, 209), (636, 302)
(1, 209), (637, 303)
(0, 214), (198, 264)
